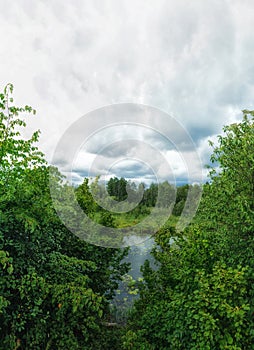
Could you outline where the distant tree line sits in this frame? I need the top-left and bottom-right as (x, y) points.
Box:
(106, 176), (199, 216)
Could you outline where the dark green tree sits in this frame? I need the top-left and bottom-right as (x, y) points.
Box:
(107, 177), (128, 202)
(75, 177), (97, 214)
(172, 184), (189, 215)
(142, 183), (158, 207)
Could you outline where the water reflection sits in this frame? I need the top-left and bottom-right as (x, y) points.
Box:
(110, 235), (155, 324)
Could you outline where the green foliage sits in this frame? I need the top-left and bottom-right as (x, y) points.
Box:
(99, 211), (116, 227)
(0, 84), (129, 349)
(123, 111), (254, 349)
(0, 83), (45, 176)
(75, 177), (97, 215)
(107, 177), (128, 202)
(197, 112), (254, 266)
(3, 83), (254, 349)
(172, 184), (189, 215)
(142, 183), (158, 207)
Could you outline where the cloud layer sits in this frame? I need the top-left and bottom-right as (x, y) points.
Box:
(1, 0), (254, 184)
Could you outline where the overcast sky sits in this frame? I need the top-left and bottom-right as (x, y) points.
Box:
(1, 0), (254, 185)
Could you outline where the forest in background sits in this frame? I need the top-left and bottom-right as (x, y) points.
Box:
(1, 84), (254, 349)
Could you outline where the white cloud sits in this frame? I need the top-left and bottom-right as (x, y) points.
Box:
(1, 0), (254, 184)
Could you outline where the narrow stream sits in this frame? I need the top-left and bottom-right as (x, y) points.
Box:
(110, 235), (155, 323)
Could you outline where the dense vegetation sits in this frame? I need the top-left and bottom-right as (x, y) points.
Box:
(123, 112), (254, 349)
(1, 84), (254, 349)
(0, 84), (129, 349)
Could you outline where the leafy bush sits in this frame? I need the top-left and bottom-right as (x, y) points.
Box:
(123, 111), (254, 349)
(0, 84), (129, 349)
